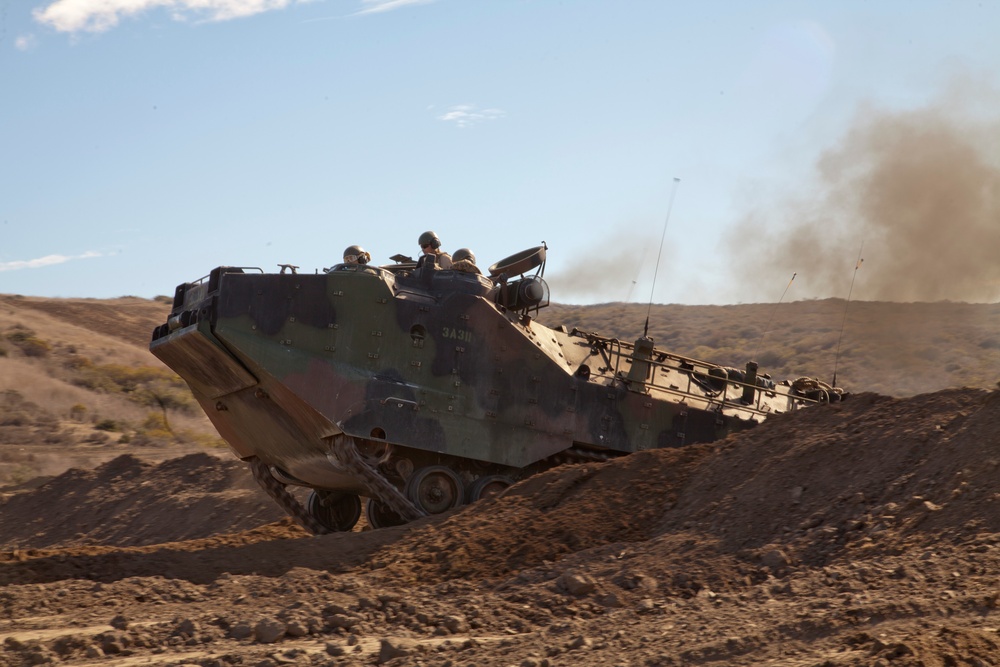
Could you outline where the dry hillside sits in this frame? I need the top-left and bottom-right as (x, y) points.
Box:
(0, 294), (222, 491)
(541, 299), (1000, 397)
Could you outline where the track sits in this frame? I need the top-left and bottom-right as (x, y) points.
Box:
(249, 435), (424, 534)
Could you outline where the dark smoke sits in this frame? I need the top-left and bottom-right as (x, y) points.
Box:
(727, 97), (1000, 303)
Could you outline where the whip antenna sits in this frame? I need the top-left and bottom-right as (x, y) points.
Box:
(753, 272), (796, 360)
(832, 242), (864, 388)
(643, 177), (681, 338)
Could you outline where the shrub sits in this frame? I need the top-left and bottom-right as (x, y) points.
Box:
(137, 411), (174, 441)
(69, 363), (194, 418)
(5, 327), (32, 343)
(4, 330), (51, 357)
(141, 412), (170, 431)
(94, 418), (121, 432)
(84, 431), (111, 444)
(0, 411), (29, 426)
(71, 374), (119, 393)
(43, 431), (73, 445)
(1, 389), (24, 405)
(64, 355), (93, 370)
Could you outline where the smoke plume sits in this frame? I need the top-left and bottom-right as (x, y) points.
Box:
(727, 92), (1000, 303)
(545, 230), (664, 303)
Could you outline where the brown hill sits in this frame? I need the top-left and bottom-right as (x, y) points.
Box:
(541, 299), (1000, 396)
(0, 294), (221, 491)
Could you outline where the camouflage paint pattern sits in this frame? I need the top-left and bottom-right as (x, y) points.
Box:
(151, 262), (834, 496)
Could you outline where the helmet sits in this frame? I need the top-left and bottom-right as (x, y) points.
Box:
(418, 231), (441, 250)
(343, 245), (370, 265)
(452, 248), (476, 264)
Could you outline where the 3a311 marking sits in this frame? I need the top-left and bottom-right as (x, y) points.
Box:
(442, 327), (474, 343)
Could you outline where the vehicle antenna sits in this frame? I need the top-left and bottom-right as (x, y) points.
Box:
(752, 272), (796, 360)
(643, 177), (681, 339)
(832, 242), (864, 388)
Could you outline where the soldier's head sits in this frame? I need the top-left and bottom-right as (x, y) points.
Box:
(452, 248), (476, 265)
(418, 231), (441, 254)
(343, 245), (370, 265)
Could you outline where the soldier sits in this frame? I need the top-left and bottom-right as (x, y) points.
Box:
(451, 248), (481, 275)
(343, 245), (371, 265)
(415, 231), (453, 270)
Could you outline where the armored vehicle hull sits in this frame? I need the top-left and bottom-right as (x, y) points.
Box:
(151, 252), (843, 532)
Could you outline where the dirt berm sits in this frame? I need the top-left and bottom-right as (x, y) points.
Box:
(2, 387), (1000, 666)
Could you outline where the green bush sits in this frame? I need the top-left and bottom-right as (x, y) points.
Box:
(94, 418), (121, 432)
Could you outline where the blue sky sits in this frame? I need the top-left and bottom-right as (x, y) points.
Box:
(3, 0), (1000, 305)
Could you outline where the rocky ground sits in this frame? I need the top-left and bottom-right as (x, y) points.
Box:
(2, 387), (1000, 666)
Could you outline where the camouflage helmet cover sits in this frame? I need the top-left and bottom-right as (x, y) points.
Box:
(418, 231), (441, 250)
(452, 248), (476, 264)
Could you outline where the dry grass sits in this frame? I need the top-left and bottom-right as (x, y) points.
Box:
(0, 295), (225, 488)
(541, 299), (1000, 396)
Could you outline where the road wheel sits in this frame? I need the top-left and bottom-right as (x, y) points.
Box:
(365, 497), (406, 529)
(307, 490), (361, 532)
(406, 465), (464, 515)
(468, 475), (514, 502)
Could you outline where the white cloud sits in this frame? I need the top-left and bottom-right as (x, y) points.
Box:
(355, 0), (436, 15)
(33, 0), (301, 33)
(14, 34), (38, 51)
(33, 0), (434, 32)
(0, 251), (102, 272)
(436, 104), (505, 129)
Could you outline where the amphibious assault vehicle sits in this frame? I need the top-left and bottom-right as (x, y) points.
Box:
(150, 244), (844, 533)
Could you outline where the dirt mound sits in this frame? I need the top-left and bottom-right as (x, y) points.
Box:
(0, 452), (287, 550)
(3, 388), (1000, 666)
(365, 388), (999, 586)
(4, 387), (996, 572)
